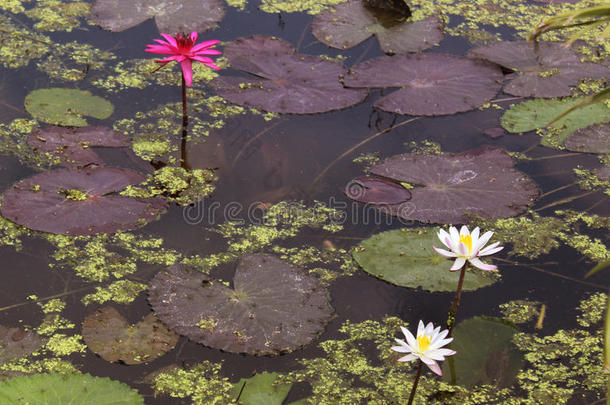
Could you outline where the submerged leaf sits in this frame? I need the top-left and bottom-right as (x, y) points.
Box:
(28, 126), (130, 168)
(312, 1), (442, 54)
(441, 317), (523, 388)
(0, 326), (44, 365)
(564, 123), (610, 154)
(212, 36), (367, 114)
(356, 147), (539, 223)
(229, 372), (292, 405)
(0, 167), (167, 235)
(343, 53), (502, 115)
(90, 0), (225, 34)
(468, 41), (610, 98)
(25, 88), (114, 127)
(352, 228), (500, 292)
(82, 307), (178, 365)
(149, 254), (333, 355)
(0, 373), (143, 404)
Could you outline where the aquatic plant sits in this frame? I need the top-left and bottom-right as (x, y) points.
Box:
(391, 321), (455, 405)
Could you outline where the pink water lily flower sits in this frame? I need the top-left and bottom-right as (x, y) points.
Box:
(145, 31), (221, 87)
(433, 225), (503, 271)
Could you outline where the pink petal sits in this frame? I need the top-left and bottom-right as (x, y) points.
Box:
(189, 31), (198, 43)
(192, 39), (221, 52)
(180, 59), (193, 87)
(194, 49), (223, 56)
(457, 242), (468, 256)
(156, 56), (179, 63)
(426, 361), (443, 376)
(469, 257), (497, 271)
(450, 257), (466, 271)
(160, 33), (178, 48)
(145, 45), (178, 55)
(433, 246), (457, 258)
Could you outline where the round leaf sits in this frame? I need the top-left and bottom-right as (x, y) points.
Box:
(0, 373), (143, 404)
(343, 53), (502, 115)
(82, 307), (178, 365)
(344, 176), (411, 204)
(0, 167), (167, 235)
(312, 1), (443, 54)
(148, 254), (333, 355)
(361, 147), (539, 224)
(441, 317), (523, 388)
(25, 88), (114, 127)
(564, 122), (610, 154)
(212, 36), (368, 114)
(229, 372), (292, 405)
(0, 326), (44, 365)
(352, 228), (500, 292)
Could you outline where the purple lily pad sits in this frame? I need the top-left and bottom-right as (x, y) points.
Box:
(82, 307), (178, 365)
(312, 1), (443, 54)
(468, 41), (610, 98)
(0, 167), (166, 235)
(344, 176), (411, 204)
(90, 0), (225, 34)
(564, 123), (610, 154)
(0, 326), (44, 365)
(211, 36), (368, 114)
(342, 53), (502, 116)
(148, 254), (333, 355)
(362, 147), (539, 224)
(483, 127), (507, 138)
(595, 165), (610, 181)
(28, 126), (129, 169)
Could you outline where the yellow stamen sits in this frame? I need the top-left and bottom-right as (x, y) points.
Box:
(417, 334), (431, 352)
(459, 234), (472, 254)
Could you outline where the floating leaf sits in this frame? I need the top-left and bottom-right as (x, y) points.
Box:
(0, 326), (44, 365)
(343, 54), (502, 115)
(354, 148), (539, 224)
(90, 0), (225, 34)
(344, 176), (411, 204)
(0, 373), (143, 404)
(0, 167), (167, 235)
(352, 228), (500, 292)
(82, 307), (178, 365)
(564, 122), (610, 154)
(229, 372), (292, 405)
(312, 1), (443, 54)
(28, 126), (130, 168)
(500, 97), (610, 147)
(442, 317), (523, 388)
(25, 88), (114, 127)
(468, 41), (610, 98)
(149, 254), (333, 355)
(212, 36), (367, 114)
(595, 165), (610, 181)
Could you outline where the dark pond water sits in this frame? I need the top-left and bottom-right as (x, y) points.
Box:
(0, 0), (608, 404)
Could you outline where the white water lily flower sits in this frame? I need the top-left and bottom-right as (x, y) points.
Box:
(391, 321), (456, 376)
(433, 225), (503, 271)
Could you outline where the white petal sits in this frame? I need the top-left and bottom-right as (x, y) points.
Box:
(426, 360), (443, 376)
(457, 242), (469, 257)
(401, 326), (417, 348)
(391, 345), (411, 353)
(416, 321), (425, 338)
(423, 322), (434, 336)
(433, 246), (457, 257)
(438, 229), (452, 249)
(449, 226), (460, 245)
(479, 243), (504, 256)
(470, 227), (480, 243)
(459, 225), (470, 237)
(473, 230), (494, 252)
(397, 353), (418, 362)
(429, 337), (453, 350)
(431, 329), (448, 343)
(469, 257), (497, 271)
(419, 355), (436, 365)
(450, 257), (466, 271)
(426, 348), (456, 360)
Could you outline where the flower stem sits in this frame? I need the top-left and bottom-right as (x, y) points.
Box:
(407, 360), (424, 405)
(447, 264), (467, 337)
(180, 73), (189, 169)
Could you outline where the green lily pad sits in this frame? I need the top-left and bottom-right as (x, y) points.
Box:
(230, 372), (292, 405)
(82, 307), (179, 365)
(500, 97), (610, 148)
(441, 317), (523, 388)
(352, 228), (500, 292)
(0, 326), (44, 365)
(25, 88), (114, 127)
(0, 373), (143, 404)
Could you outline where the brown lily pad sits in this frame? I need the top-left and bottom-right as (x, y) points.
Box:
(564, 122), (610, 154)
(343, 53), (502, 115)
(468, 41), (610, 98)
(212, 36), (368, 114)
(82, 307), (178, 365)
(312, 0), (443, 54)
(90, 0), (225, 34)
(0, 326), (44, 365)
(0, 167), (166, 235)
(28, 126), (129, 169)
(358, 147), (539, 223)
(344, 176), (411, 204)
(148, 254), (333, 355)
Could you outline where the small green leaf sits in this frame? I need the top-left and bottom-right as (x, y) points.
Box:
(230, 372), (291, 405)
(25, 88), (114, 126)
